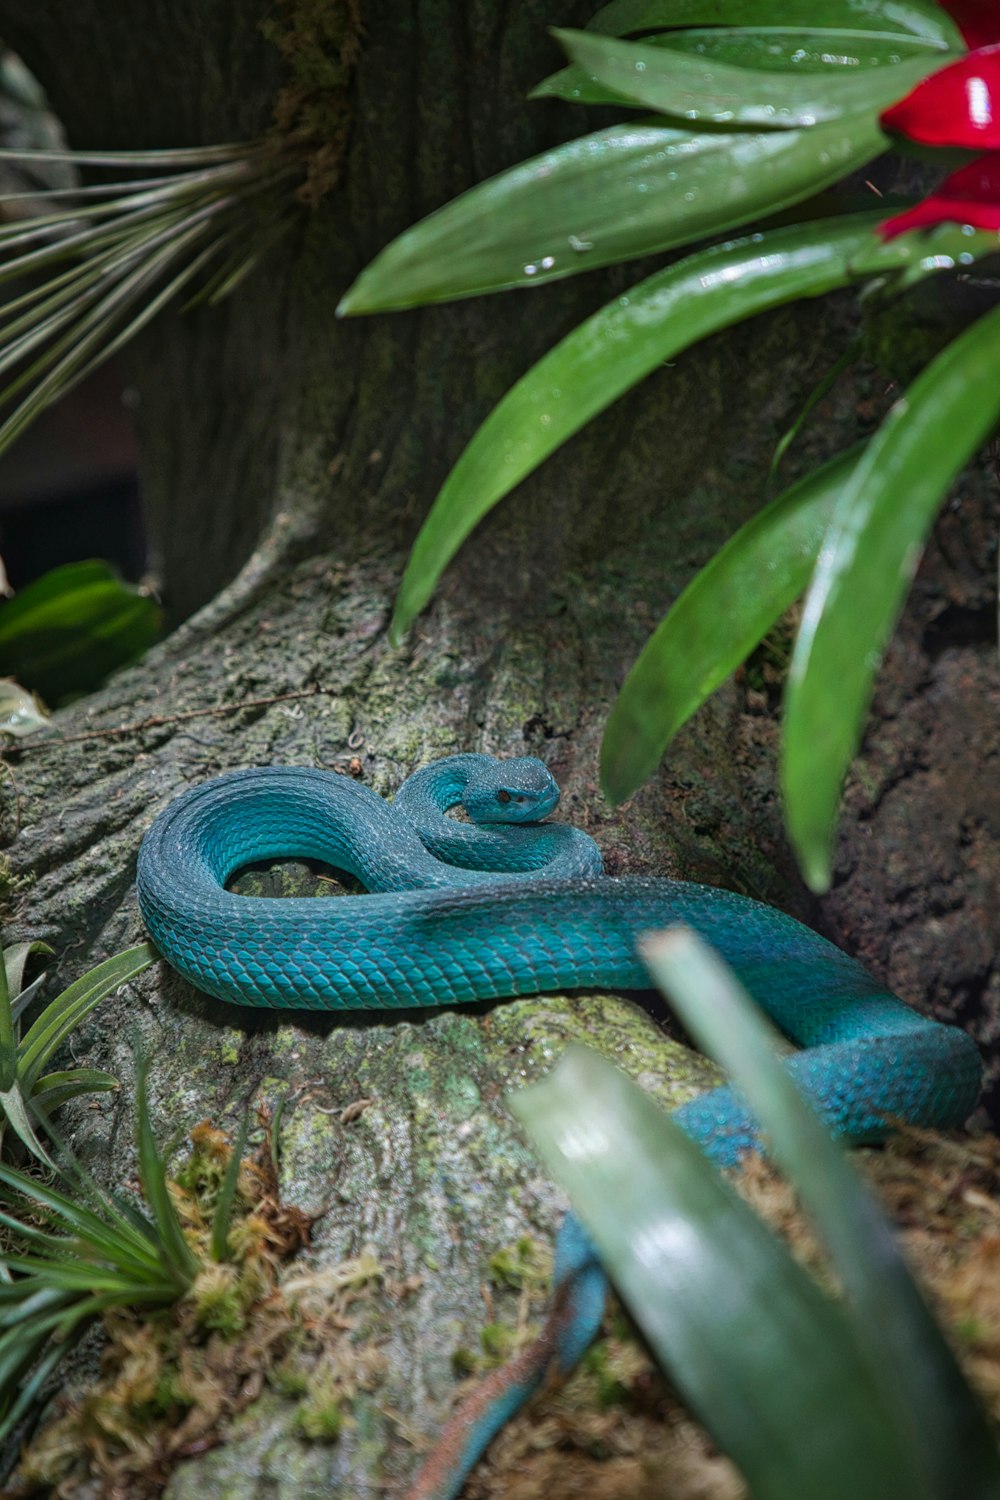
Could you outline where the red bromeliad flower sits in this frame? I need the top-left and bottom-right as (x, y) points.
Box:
(878, 1), (1000, 238)
(940, 0), (1000, 50)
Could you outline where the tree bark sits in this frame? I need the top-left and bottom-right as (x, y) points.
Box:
(0, 2), (997, 1495)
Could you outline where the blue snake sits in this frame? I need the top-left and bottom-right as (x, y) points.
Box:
(136, 754), (982, 1499)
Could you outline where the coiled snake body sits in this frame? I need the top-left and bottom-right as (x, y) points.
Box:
(137, 754), (982, 1498)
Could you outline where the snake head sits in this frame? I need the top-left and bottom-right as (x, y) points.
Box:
(461, 756), (560, 825)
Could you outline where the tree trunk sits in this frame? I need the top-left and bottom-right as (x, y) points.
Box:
(0, 2), (997, 1495)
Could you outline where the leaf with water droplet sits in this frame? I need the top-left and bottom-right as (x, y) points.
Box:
(545, 27), (943, 130)
(388, 215), (887, 638)
(783, 300), (1000, 890)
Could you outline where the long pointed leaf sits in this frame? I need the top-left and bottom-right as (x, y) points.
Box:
(550, 28), (941, 127)
(389, 216), (889, 639)
(587, 0), (965, 49)
(513, 1045), (914, 1500)
(338, 114), (888, 314)
(17, 944), (153, 1089)
(641, 928), (1000, 1500)
(0, 1085), (54, 1167)
(600, 443), (867, 804)
(783, 300), (1000, 890)
(4, 940), (53, 1002)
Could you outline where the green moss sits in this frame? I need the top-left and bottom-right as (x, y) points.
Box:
(260, 0), (363, 205)
(0, 854), (34, 917)
(294, 1371), (344, 1442)
(489, 1235), (547, 1290)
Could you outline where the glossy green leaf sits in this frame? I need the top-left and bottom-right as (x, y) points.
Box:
(0, 560), (161, 704)
(536, 25), (947, 106)
(784, 300), (1000, 891)
(547, 29), (941, 126)
(600, 443), (866, 805)
(389, 218), (890, 639)
(338, 114), (888, 314)
(642, 928), (1000, 1500)
(848, 220), (1000, 289)
(513, 1044), (913, 1500)
(18, 944), (153, 1091)
(587, 0), (965, 50)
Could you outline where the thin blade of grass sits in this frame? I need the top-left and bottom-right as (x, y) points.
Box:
(134, 1058), (200, 1290)
(210, 1107), (253, 1261)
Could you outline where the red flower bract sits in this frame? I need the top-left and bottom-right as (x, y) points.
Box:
(940, 0), (1000, 50)
(879, 152), (1000, 238)
(881, 42), (1000, 148)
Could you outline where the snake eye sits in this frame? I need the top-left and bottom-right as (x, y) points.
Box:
(496, 789), (512, 804)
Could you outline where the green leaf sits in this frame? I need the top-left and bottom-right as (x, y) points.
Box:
(0, 560), (161, 703)
(17, 944), (153, 1092)
(547, 29), (941, 127)
(537, 25), (947, 106)
(31, 1068), (118, 1115)
(389, 215), (884, 639)
(210, 1106), (253, 1262)
(600, 443), (867, 805)
(4, 939), (53, 1001)
(513, 1044), (914, 1500)
(338, 114), (888, 314)
(770, 338), (862, 477)
(0, 1084), (54, 1167)
(640, 928), (1000, 1500)
(586, 0), (965, 50)
(135, 1057), (200, 1290)
(783, 300), (1000, 891)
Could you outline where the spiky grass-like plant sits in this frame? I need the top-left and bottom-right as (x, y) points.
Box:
(0, 141), (298, 458)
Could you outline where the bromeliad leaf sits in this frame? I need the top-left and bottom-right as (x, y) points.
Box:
(586, 0), (965, 49)
(17, 943), (153, 1094)
(338, 114), (888, 313)
(513, 1043), (918, 1500)
(783, 299), (1000, 891)
(388, 216), (887, 640)
(546, 29), (942, 126)
(599, 444), (867, 805)
(641, 929), (1000, 1500)
(535, 26), (948, 106)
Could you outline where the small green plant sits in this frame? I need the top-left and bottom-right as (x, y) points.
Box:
(0, 939), (152, 1165)
(514, 929), (1000, 1500)
(0, 1058), (200, 1447)
(0, 140), (298, 462)
(0, 560), (162, 705)
(340, 0), (1000, 890)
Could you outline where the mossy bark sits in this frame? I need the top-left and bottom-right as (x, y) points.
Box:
(0, 2), (997, 1495)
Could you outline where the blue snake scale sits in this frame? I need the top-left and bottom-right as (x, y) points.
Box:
(137, 754), (982, 1499)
